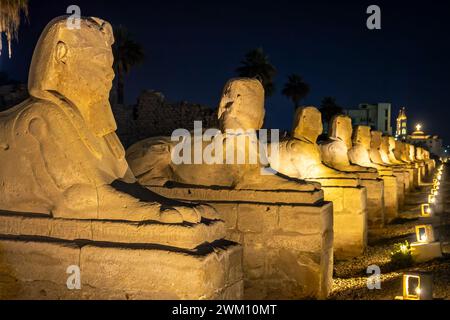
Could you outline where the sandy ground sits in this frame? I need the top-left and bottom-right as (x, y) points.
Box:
(330, 165), (450, 300)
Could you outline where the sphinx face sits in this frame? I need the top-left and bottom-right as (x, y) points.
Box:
(218, 78), (265, 131)
(331, 115), (352, 149)
(28, 17), (117, 137)
(292, 106), (323, 143)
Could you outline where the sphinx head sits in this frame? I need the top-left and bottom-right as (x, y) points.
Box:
(381, 136), (391, 154)
(352, 126), (371, 150)
(218, 78), (265, 131)
(330, 115), (352, 149)
(292, 106), (323, 143)
(370, 131), (383, 150)
(28, 16), (116, 137)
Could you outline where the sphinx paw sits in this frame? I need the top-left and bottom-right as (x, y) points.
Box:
(172, 206), (201, 224)
(159, 208), (184, 224)
(194, 204), (220, 220)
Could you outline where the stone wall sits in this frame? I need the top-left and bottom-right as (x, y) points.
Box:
(114, 90), (218, 147)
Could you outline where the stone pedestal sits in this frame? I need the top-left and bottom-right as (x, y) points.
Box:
(411, 242), (442, 263)
(393, 171), (406, 208)
(359, 179), (385, 229)
(322, 186), (367, 259)
(149, 186), (334, 300)
(0, 212), (242, 300)
(380, 175), (399, 223)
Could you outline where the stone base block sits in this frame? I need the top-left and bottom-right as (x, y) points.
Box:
(0, 238), (243, 300)
(393, 171), (406, 208)
(322, 187), (367, 259)
(381, 175), (399, 223)
(0, 211), (242, 300)
(411, 242), (442, 263)
(360, 179), (385, 229)
(149, 186), (334, 300)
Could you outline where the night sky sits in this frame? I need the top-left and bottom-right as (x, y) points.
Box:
(1, 0), (450, 145)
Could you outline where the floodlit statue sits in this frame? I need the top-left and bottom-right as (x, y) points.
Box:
(349, 126), (399, 221)
(320, 115), (378, 176)
(349, 126), (392, 173)
(269, 107), (359, 186)
(127, 78), (319, 192)
(382, 136), (404, 165)
(0, 16), (213, 224)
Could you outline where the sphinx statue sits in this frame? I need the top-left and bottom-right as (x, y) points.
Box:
(268, 109), (371, 258)
(348, 126), (399, 222)
(370, 131), (408, 206)
(0, 16), (214, 224)
(127, 78), (319, 192)
(320, 115), (377, 176)
(319, 115), (385, 228)
(380, 135), (412, 192)
(269, 107), (359, 186)
(127, 79), (335, 297)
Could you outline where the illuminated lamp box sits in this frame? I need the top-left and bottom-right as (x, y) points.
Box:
(395, 272), (433, 300)
(410, 225), (442, 263)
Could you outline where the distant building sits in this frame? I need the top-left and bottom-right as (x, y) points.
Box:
(395, 107), (408, 140)
(345, 103), (392, 135)
(407, 123), (444, 157)
(394, 107), (444, 157)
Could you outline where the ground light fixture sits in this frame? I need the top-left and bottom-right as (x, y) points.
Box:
(395, 272), (433, 300)
(420, 204), (432, 217)
(415, 225), (435, 243)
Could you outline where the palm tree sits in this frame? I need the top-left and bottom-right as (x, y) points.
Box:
(282, 74), (310, 109)
(236, 48), (276, 97)
(0, 0), (29, 58)
(319, 96), (343, 126)
(112, 26), (145, 105)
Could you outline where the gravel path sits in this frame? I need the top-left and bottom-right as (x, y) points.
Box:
(330, 167), (450, 300)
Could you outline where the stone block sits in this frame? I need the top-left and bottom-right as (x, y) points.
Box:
(360, 179), (385, 229)
(411, 242), (442, 263)
(0, 238), (243, 300)
(382, 175), (399, 223)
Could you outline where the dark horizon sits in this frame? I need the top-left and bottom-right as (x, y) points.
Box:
(1, 0), (449, 146)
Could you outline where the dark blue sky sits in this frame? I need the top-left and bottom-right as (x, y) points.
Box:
(1, 0), (449, 144)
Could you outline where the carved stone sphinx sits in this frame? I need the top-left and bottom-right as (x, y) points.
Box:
(393, 141), (420, 188)
(126, 78), (333, 299)
(370, 131), (407, 208)
(348, 126), (399, 222)
(0, 16), (242, 300)
(320, 115), (385, 229)
(380, 135), (412, 193)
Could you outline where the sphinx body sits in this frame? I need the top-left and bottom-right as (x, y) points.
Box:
(348, 125), (400, 222)
(0, 16), (211, 224)
(319, 115), (387, 228)
(268, 109), (369, 258)
(127, 78), (319, 192)
(269, 107), (359, 187)
(380, 135), (412, 192)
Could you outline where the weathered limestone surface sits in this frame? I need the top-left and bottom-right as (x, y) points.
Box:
(349, 126), (399, 222)
(268, 109), (366, 258)
(0, 238), (243, 300)
(0, 211), (225, 250)
(0, 16), (241, 300)
(319, 116), (384, 230)
(359, 179), (385, 228)
(321, 187), (367, 258)
(149, 186), (334, 300)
